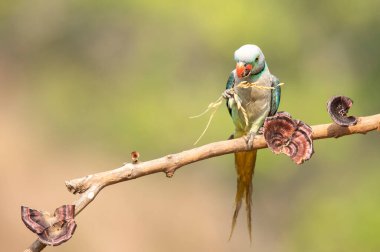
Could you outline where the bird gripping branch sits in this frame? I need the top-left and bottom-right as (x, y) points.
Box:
(224, 44), (281, 241)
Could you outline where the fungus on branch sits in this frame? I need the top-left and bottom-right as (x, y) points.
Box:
(263, 112), (314, 164)
(21, 205), (77, 246)
(327, 96), (358, 126)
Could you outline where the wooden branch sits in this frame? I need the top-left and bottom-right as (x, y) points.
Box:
(24, 114), (380, 252)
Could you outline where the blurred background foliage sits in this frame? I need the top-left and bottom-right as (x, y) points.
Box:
(1, 0), (379, 251)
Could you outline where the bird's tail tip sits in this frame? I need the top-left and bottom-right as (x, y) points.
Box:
(229, 150), (257, 241)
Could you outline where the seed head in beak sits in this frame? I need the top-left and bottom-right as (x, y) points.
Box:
(236, 62), (252, 78)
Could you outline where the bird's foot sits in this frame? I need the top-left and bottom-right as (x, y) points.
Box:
(244, 132), (256, 149)
(222, 89), (234, 99)
(257, 127), (264, 135)
(227, 133), (234, 140)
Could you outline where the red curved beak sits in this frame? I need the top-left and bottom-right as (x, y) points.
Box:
(236, 62), (252, 78)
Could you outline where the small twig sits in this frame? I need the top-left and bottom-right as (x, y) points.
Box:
(24, 113), (380, 252)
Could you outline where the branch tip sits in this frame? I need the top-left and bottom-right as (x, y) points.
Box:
(65, 181), (75, 193)
(65, 174), (96, 194)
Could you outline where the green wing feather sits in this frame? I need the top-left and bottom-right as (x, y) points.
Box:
(269, 75), (281, 116)
(225, 71), (235, 116)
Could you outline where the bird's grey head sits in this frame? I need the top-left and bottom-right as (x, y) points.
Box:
(234, 44), (265, 78)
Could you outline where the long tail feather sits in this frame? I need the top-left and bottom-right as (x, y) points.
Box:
(229, 149), (257, 241)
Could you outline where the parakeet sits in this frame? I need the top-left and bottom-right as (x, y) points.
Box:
(224, 44), (281, 241)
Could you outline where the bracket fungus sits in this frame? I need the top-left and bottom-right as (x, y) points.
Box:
(327, 96), (358, 126)
(21, 205), (77, 246)
(263, 112), (314, 165)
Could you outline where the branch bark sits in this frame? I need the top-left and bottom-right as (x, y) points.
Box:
(24, 114), (380, 252)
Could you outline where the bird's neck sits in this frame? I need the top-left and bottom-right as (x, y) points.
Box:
(252, 61), (266, 75)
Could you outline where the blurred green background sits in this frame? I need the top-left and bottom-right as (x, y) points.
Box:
(1, 0), (379, 251)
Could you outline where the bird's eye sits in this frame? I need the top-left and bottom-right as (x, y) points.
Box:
(255, 57), (259, 62)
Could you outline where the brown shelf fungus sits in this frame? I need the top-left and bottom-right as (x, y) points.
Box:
(21, 205), (77, 246)
(263, 112), (314, 164)
(327, 96), (358, 126)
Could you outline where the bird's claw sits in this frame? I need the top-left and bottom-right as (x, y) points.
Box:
(244, 132), (256, 148)
(222, 89), (234, 99)
(257, 127), (264, 135)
